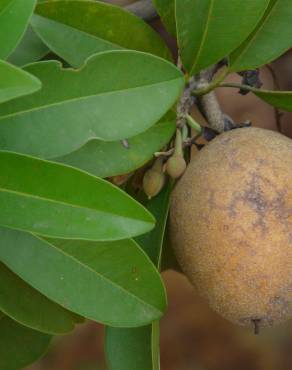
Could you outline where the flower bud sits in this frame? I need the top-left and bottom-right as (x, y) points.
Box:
(143, 158), (165, 199)
(166, 155), (187, 179)
(166, 129), (187, 179)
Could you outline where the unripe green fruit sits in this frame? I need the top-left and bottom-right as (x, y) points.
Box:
(166, 155), (187, 179)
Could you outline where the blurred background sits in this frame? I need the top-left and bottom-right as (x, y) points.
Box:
(26, 1), (292, 369)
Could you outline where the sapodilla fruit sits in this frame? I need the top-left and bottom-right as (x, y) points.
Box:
(170, 127), (292, 330)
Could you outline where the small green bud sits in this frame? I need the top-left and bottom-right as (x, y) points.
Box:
(166, 129), (187, 179)
(166, 155), (187, 179)
(143, 158), (165, 199)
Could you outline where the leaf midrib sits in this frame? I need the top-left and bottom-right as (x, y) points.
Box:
(230, 0), (279, 68)
(0, 77), (181, 121)
(33, 235), (163, 317)
(0, 187), (151, 225)
(33, 13), (123, 51)
(191, 0), (214, 73)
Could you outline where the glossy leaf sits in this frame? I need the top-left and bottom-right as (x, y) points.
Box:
(0, 227), (167, 327)
(7, 25), (49, 66)
(106, 184), (172, 370)
(32, 0), (171, 67)
(106, 326), (153, 370)
(55, 117), (176, 178)
(136, 182), (172, 266)
(0, 151), (154, 240)
(0, 50), (183, 158)
(151, 320), (161, 370)
(0, 0), (37, 59)
(0, 261), (76, 335)
(0, 316), (51, 370)
(153, 0), (176, 35)
(230, 0), (292, 72)
(253, 89), (292, 111)
(0, 59), (41, 104)
(176, 0), (269, 75)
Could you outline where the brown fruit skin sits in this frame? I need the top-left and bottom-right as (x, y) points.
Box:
(170, 127), (292, 329)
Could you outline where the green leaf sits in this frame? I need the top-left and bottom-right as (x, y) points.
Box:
(0, 151), (154, 240)
(0, 59), (41, 104)
(7, 25), (49, 66)
(136, 181), (172, 266)
(0, 0), (37, 59)
(106, 326), (154, 370)
(0, 315), (51, 370)
(55, 117), (176, 178)
(176, 0), (269, 75)
(230, 0), (292, 72)
(106, 184), (172, 370)
(0, 227), (167, 327)
(32, 0), (171, 67)
(0, 261), (77, 335)
(0, 50), (183, 158)
(253, 89), (292, 111)
(151, 320), (160, 370)
(153, 0), (176, 35)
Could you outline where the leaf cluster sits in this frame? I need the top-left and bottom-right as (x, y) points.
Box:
(0, 0), (291, 368)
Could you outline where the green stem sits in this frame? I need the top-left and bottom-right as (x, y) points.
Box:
(219, 82), (258, 92)
(174, 129), (183, 157)
(186, 114), (202, 134)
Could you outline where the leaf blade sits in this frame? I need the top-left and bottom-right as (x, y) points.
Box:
(55, 117), (176, 178)
(153, 0), (176, 35)
(7, 25), (49, 66)
(0, 261), (76, 335)
(0, 316), (51, 370)
(32, 0), (171, 67)
(0, 50), (184, 158)
(0, 59), (41, 104)
(0, 0), (37, 59)
(106, 184), (172, 370)
(230, 0), (292, 72)
(176, 0), (270, 74)
(0, 151), (154, 240)
(106, 326), (153, 370)
(136, 182), (172, 266)
(0, 227), (167, 327)
(253, 89), (292, 111)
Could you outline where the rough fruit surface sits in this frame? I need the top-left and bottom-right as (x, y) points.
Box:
(170, 127), (292, 328)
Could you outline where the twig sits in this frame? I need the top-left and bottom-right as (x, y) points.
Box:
(199, 91), (225, 133)
(192, 67), (229, 96)
(176, 77), (197, 127)
(196, 67), (225, 133)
